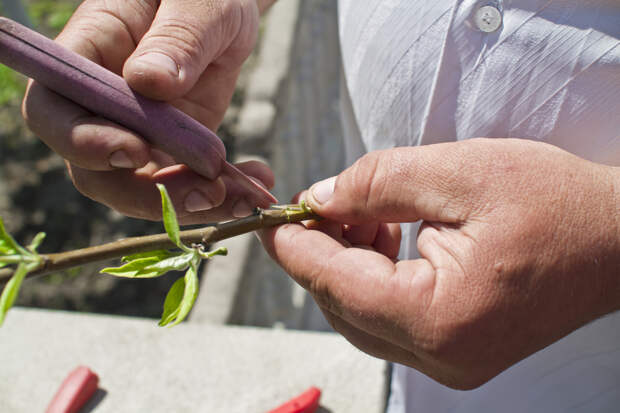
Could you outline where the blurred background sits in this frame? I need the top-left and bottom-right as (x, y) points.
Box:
(0, 0), (345, 330)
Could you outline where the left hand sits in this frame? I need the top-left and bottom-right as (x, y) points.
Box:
(258, 138), (620, 389)
(22, 0), (275, 223)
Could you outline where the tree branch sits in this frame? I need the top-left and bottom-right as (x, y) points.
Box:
(0, 207), (319, 287)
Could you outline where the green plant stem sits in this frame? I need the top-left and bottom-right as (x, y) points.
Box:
(0, 208), (319, 287)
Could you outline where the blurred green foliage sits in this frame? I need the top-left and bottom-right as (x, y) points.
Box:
(28, 0), (76, 32)
(0, 1), (78, 105)
(0, 65), (26, 105)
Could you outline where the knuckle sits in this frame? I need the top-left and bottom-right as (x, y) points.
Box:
(72, 28), (109, 67)
(66, 118), (114, 163)
(145, 19), (208, 62)
(346, 154), (378, 206)
(344, 151), (390, 218)
(71, 126), (104, 159)
(134, 0), (257, 70)
(217, 0), (258, 55)
(131, 0), (159, 18)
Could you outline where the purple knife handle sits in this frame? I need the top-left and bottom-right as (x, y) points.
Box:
(0, 17), (276, 206)
(0, 16), (228, 177)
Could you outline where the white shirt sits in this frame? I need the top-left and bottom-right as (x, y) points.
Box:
(338, 1), (620, 412)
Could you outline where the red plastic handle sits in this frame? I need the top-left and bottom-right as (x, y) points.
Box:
(268, 386), (322, 413)
(46, 366), (99, 413)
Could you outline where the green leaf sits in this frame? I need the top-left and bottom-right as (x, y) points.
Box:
(121, 250), (173, 263)
(157, 184), (189, 252)
(0, 240), (16, 257)
(47, 8), (74, 30)
(174, 262), (200, 325)
(0, 217), (32, 269)
(102, 250), (196, 279)
(0, 65), (26, 105)
(0, 263), (33, 326)
(159, 277), (185, 326)
(159, 260), (200, 327)
(198, 246), (229, 260)
(143, 252), (195, 274)
(28, 232), (46, 253)
(100, 256), (166, 278)
(27, 1), (78, 34)
(0, 216), (20, 255)
(207, 247), (228, 258)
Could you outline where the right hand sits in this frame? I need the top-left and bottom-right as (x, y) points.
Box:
(259, 139), (620, 389)
(22, 0), (275, 224)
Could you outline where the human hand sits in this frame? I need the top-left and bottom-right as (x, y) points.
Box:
(22, 0), (276, 223)
(259, 138), (620, 389)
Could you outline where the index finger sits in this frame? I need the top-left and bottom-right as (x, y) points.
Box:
(258, 223), (438, 351)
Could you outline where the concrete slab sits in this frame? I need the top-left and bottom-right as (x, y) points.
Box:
(229, 0), (345, 332)
(246, 0), (300, 102)
(0, 308), (389, 413)
(235, 100), (277, 150)
(190, 232), (254, 324)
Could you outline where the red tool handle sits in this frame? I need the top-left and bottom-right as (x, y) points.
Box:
(46, 366), (99, 413)
(268, 386), (322, 413)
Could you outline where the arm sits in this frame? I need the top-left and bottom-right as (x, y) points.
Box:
(259, 138), (620, 389)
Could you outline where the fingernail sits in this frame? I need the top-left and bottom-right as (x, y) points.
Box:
(109, 150), (135, 168)
(232, 199), (253, 218)
(185, 190), (214, 212)
(311, 176), (336, 205)
(134, 52), (179, 77)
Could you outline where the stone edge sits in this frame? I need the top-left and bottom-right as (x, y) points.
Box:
(190, 0), (301, 324)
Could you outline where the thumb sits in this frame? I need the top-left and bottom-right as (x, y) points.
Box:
(306, 144), (479, 225)
(123, 0), (258, 101)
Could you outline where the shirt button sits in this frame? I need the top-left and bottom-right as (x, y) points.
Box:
(473, 5), (502, 33)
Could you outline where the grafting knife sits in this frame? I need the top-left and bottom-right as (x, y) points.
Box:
(0, 17), (277, 208)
